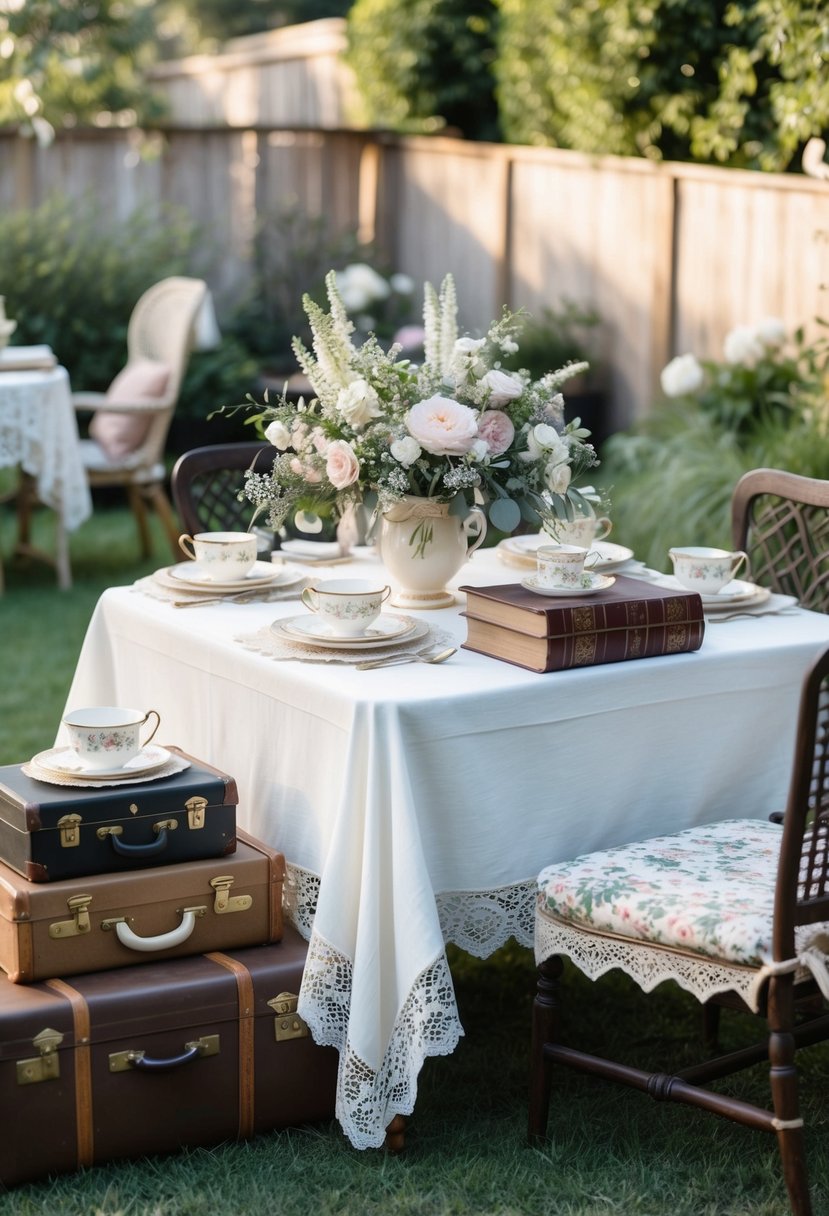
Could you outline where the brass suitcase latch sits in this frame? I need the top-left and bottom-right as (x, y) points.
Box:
(57, 813), (82, 848)
(16, 1027), (64, 1085)
(186, 796), (208, 829)
(49, 894), (93, 939)
(268, 992), (309, 1042)
(209, 875), (252, 915)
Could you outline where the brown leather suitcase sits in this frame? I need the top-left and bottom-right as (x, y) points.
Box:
(0, 747), (237, 882)
(0, 927), (337, 1187)
(0, 829), (284, 982)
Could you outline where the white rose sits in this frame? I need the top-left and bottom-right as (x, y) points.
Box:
(723, 324), (765, 366)
(469, 438), (490, 462)
(755, 316), (786, 348)
(337, 378), (383, 428)
(546, 461), (572, 495)
(390, 436), (422, 467)
(405, 394), (479, 456)
(264, 419), (291, 450)
(660, 353), (705, 397)
(482, 368), (524, 406)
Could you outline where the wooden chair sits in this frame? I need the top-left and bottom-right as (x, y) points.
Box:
(732, 468), (829, 612)
(70, 276), (210, 560)
(171, 442), (274, 537)
(529, 644), (829, 1216)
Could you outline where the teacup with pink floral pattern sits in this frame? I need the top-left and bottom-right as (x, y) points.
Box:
(301, 579), (391, 637)
(669, 546), (748, 594)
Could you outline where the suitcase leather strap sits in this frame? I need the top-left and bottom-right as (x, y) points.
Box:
(44, 978), (94, 1169)
(206, 952), (255, 1138)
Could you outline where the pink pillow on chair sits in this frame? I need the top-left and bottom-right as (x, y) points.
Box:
(88, 359), (170, 461)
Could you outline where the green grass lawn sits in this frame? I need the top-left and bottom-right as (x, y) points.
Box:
(0, 496), (826, 1216)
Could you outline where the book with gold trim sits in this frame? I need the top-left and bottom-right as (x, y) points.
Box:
(459, 576), (704, 673)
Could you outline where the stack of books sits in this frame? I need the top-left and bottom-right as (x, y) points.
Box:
(459, 575), (705, 673)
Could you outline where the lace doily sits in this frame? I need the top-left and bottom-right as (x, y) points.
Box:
(21, 751), (191, 789)
(133, 571), (311, 605)
(535, 905), (814, 1013)
(236, 619), (454, 665)
(299, 929), (464, 1149)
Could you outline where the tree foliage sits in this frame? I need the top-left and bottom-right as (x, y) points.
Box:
(345, 0), (500, 141)
(494, 0), (829, 170)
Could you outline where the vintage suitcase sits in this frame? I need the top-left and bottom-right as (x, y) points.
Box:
(0, 747), (237, 882)
(0, 829), (285, 983)
(0, 927), (338, 1187)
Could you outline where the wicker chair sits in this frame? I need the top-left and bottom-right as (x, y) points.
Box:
(732, 468), (829, 613)
(171, 442), (274, 538)
(529, 644), (829, 1216)
(71, 276), (210, 559)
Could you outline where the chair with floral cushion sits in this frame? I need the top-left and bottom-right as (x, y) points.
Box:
(70, 276), (212, 559)
(732, 468), (829, 613)
(529, 644), (829, 1216)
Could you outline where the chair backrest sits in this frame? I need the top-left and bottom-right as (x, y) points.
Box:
(171, 442), (273, 535)
(125, 276), (209, 470)
(731, 467), (829, 612)
(776, 644), (829, 957)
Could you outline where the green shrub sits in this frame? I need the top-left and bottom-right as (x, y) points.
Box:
(601, 318), (829, 568)
(345, 0), (500, 141)
(494, 0), (829, 170)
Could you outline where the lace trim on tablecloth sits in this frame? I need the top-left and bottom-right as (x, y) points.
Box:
(235, 619), (454, 665)
(0, 370), (91, 529)
(300, 929), (463, 1149)
(534, 905), (816, 1013)
(436, 879), (536, 954)
(283, 863), (321, 939)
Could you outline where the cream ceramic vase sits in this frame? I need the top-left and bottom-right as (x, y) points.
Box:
(379, 495), (487, 609)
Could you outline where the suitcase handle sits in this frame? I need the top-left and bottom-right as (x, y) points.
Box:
(105, 821), (177, 857)
(107, 907), (205, 952)
(112, 1034), (220, 1073)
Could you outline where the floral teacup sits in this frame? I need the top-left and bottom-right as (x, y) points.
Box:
(668, 546), (748, 594)
(543, 513), (612, 548)
(301, 579), (392, 637)
(178, 531), (257, 582)
(62, 707), (161, 771)
(536, 544), (600, 589)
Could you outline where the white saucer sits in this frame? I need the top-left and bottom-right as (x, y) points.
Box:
(500, 536), (634, 572)
(32, 744), (173, 781)
(168, 560), (288, 592)
(661, 575), (770, 608)
(278, 613), (415, 645)
(271, 615), (428, 651)
(520, 573), (616, 597)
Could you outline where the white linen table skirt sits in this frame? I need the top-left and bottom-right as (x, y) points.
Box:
(58, 548), (829, 1147)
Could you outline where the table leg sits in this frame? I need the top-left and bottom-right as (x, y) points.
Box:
(384, 1114), (407, 1154)
(13, 471), (73, 589)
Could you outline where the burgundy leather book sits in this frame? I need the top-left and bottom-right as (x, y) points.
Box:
(459, 576), (704, 673)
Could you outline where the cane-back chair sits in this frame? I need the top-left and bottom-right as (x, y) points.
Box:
(171, 442), (273, 537)
(529, 644), (829, 1216)
(71, 276), (209, 560)
(732, 468), (829, 612)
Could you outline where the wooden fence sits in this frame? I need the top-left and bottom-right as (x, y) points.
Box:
(2, 126), (827, 430)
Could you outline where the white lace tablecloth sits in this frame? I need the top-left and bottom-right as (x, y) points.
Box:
(57, 549), (829, 1147)
(0, 366), (92, 530)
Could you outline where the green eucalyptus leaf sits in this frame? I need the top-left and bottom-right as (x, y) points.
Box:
(489, 497), (522, 533)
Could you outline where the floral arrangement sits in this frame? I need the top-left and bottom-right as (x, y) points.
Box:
(242, 272), (599, 539)
(659, 316), (829, 435)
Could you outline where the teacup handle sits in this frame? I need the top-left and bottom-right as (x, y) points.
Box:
(732, 551), (748, 579)
(380, 586), (392, 603)
(584, 550), (601, 570)
(301, 588), (319, 613)
(140, 710), (161, 748)
(178, 534), (197, 561)
(594, 517), (613, 542)
(463, 506), (488, 556)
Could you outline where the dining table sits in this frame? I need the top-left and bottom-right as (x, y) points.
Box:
(0, 350), (92, 588)
(57, 542), (829, 1149)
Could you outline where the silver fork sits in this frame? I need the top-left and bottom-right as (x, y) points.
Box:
(173, 590), (264, 608)
(707, 607), (800, 623)
(356, 646), (457, 671)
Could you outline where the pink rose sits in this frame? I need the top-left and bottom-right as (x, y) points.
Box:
(311, 427), (330, 455)
(289, 456), (323, 485)
(325, 439), (360, 489)
(477, 409), (515, 456)
(405, 394), (478, 456)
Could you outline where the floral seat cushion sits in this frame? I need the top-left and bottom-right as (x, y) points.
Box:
(538, 818), (788, 968)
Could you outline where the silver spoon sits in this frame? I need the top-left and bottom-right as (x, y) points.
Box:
(356, 647), (457, 671)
